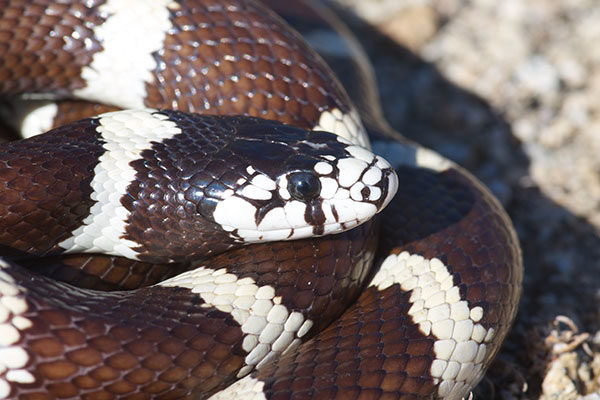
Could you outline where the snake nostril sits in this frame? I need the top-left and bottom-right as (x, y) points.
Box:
(287, 171), (321, 202)
(361, 186), (371, 199)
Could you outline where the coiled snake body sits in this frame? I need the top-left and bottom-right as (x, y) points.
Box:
(0, 0), (522, 399)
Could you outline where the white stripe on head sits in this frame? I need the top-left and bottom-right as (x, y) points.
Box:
(0, 260), (36, 398)
(370, 252), (495, 400)
(72, 0), (176, 108)
(58, 109), (182, 259)
(159, 266), (313, 378)
(314, 107), (368, 148)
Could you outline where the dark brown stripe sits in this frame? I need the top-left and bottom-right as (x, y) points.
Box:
(3, 260), (246, 399)
(3, 220), (377, 398)
(376, 165), (521, 339)
(21, 254), (188, 291)
(203, 220), (378, 334)
(0, 118), (105, 257)
(263, 0), (387, 133)
(145, 0), (351, 129)
(256, 283), (438, 399)
(0, 0), (107, 96)
(52, 101), (119, 129)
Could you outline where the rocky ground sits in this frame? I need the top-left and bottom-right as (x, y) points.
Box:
(330, 0), (600, 398)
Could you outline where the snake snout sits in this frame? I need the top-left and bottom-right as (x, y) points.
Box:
(333, 147), (398, 214)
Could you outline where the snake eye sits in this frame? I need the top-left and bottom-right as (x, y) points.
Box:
(287, 172), (321, 202)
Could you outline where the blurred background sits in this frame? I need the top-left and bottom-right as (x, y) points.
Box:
(329, 0), (600, 398)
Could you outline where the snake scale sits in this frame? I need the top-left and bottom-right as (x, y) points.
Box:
(0, 0), (523, 399)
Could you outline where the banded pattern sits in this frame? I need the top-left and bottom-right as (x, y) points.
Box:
(57, 110), (184, 259)
(160, 267), (316, 378)
(0, 0), (522, 399)
(210, 155), (521, 400)
(0, 220), (378, 399)
(371, 252), (495, 398)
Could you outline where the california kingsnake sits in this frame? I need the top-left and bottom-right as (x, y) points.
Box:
(0, 0), (523, 399)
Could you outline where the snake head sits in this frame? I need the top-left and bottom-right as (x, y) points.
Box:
(193, 118), (399, 244)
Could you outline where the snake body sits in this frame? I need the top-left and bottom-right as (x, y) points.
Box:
(0, 0), (523, 399)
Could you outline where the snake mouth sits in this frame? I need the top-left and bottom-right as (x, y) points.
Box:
(232, 217), (371, 242)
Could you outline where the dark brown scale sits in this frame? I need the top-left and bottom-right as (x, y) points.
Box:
(0, 118), (104, 256)
(0, 0), (106, 96)
(209, 220), (378, 333)
(10, 266), (247, 399)
(145, 0), (351, 131)
(21, 254), (188, 291)
(51, 101), (119, 127)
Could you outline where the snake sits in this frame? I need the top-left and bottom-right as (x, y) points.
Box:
(0, 0), (523, 399)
